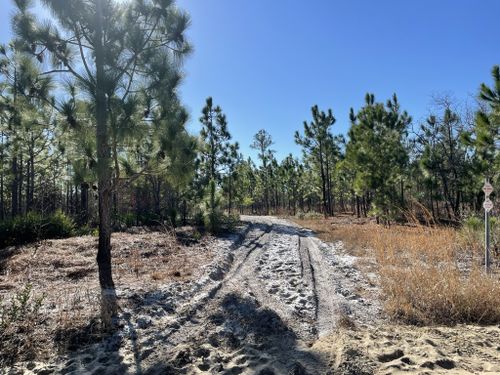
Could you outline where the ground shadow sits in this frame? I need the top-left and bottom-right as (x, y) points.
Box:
(143, 292), (329, 375)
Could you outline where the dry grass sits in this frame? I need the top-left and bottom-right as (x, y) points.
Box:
(0, 227), (216, 363)
(294, 215), (500, 325)
(372, 226), (500, 325)
(293, 215), (375, 257)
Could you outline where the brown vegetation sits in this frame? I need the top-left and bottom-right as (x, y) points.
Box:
(0, 228), (215, 365)
(293, 215), (500, 325)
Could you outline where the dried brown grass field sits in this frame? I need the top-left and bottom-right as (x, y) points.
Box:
(0, 228), (215, 365)
(293, 215), (500, 325)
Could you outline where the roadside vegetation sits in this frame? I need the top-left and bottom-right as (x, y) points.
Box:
(294, 215), (500, 325)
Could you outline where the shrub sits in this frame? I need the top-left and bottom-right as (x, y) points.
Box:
(166, 208), (178, 227)
(304, 211), (324, 220)
(45, 210), (75, 238)
(116, 212), (136, 228)
(204, 208), (222, 233)
(223, 213), (241, 231)
(193, 210), (205, 226)
(295, 210), (323, 220)
(0, 211), (75, 249)
(0, 284), (46, 365)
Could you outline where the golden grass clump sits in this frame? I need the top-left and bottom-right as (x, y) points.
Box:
(372, 226), (500, 325)
(294, 215), (500, 325)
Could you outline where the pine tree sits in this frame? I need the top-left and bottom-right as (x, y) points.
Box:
(467, 66), (500, 181)
(346, 94), (411, 222)
(199, 97), (232, 231)
(295, 105), (336, 216)
(250, 129), (274, 214)
(12, 0), (191, 327)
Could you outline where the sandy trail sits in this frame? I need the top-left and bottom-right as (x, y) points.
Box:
(9, 216), (375, 375)
(133, 216), (377, 374)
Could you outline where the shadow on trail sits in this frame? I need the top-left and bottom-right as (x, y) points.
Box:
(144, 292), (328, 374)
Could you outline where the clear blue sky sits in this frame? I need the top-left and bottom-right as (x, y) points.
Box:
(1, 1), (499, 162)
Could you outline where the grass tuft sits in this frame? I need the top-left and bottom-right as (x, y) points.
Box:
(294, 215), (500, 325)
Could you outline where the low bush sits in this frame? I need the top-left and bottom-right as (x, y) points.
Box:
(192, 210), (205, 227)
(0, 284), (46, 365)
(223, 212), (241, 231)
(45, 210), (75, 239)
(0, 210), (75, 249)
(115, 212), (136, 228)
(204, 208), (223, 233)
(295, 210), (324, 220)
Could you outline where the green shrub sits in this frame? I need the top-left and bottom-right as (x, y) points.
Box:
(223, 213), (240, 231)
(166, 208), (178, 227)
(0, 284), (46, 366)
(0, 211), (75, 249)
(120, 212), (136, 228)
(304, 211), (324, 220)
(193, 210), (205, 226)
(45, 210), (75, 238)
(463, 216), (482, 232)
(204, 208), (222, 233)
(295, 210), (323, 220)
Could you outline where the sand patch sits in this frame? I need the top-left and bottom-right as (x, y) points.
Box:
(314, 324), (500, 374)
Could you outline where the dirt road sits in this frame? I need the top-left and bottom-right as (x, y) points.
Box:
(8, 216), (500, 375)
(129, 216), (379, 374)
(10, 216), (378, 375)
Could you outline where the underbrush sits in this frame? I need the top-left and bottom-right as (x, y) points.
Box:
(294, 215), (500, 325)
(0, 210), (75, 249)
(0, 284), (46, 366)
(295, 210), (324, 220)
(373, 226), (500, 325)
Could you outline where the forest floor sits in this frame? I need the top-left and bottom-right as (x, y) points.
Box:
(1, 216), (500, 374)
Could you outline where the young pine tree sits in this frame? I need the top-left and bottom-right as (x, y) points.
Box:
(198, 97), (233, 232)
(13, 0), (191, 328)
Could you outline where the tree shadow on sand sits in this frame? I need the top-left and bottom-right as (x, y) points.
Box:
(143, 292), (329, 375)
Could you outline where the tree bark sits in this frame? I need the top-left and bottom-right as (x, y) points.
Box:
(95, 0), (117, 329)
(11, 155), (18, 218)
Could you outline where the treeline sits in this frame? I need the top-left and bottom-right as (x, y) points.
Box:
(1, 49), (499, 228)
(227, 80), (499, 225)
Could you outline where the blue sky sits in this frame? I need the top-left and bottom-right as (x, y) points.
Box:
(1, 1), (499, 162)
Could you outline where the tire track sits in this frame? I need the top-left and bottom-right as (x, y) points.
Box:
(154, 223), (272, 343)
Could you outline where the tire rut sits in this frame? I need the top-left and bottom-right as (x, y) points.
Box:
(147, 216), (375, 374)
(150, 223), (272, 345)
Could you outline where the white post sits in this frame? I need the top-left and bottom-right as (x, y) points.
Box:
(482, 178), (494, 273)
(485, 201), (490, 273)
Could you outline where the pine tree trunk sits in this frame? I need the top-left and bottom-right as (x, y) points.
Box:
(18, 153), (23, 215)
(95, 0), (117, 329)
(11, 155), (18, 218)
(228, 176), (232, 215)
(325, 155), (333, 216)
(356, 195), (360, 218)
(80, 182), (89, 224)
(318, 146), (328, 217)
(27, 138), (35, 212)
(25, 154), (30, 212)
